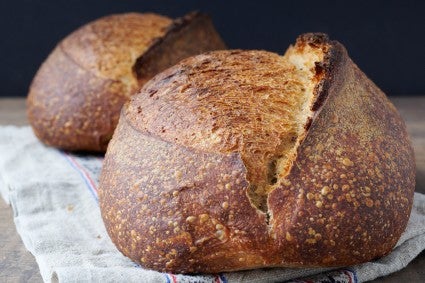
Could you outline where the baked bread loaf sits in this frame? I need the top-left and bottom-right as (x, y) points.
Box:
(99, 33), (415, 273)
(27, 12), (226, 152)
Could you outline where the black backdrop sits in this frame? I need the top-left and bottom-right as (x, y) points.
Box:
(1, 0), (424, 97)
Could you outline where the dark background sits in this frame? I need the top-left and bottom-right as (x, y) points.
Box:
(1, 0), (424, 97)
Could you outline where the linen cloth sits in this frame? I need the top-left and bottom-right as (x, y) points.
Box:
(1, 126), (424, 283)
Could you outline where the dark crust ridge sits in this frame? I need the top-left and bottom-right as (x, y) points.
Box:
(134, 11), (226, 85)
(268, 34), (415, 267)
(99, 33), (416, 273)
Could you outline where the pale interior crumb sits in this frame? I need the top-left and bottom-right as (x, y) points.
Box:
(246, 43), (325, 213)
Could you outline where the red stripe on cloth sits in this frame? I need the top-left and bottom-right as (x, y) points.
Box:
(63, 153), (98, 200)
(67, 155), (97, 192)
(343, 270), (353, 283)
(170, 274), (177, 283)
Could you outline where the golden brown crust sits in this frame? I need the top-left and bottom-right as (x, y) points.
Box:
(100, 116), (269, 272)
(27, 12), (226, 152)
(27, 46), (127, 150)
(268, 35), (415, 266)
(127, 50), (304, 198)
(60, 13), (173, 93)
(99, 33), (415, 273)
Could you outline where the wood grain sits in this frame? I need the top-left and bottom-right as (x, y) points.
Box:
(0, 97), (424, 282)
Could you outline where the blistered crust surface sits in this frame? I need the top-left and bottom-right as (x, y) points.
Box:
(100, 116), (270, 273)
(27, 13), (171, 151)
(268, 49), (415, 266)
(127, 50), (314, 194)
(27, 12), (225, 152)
(99, 34), (415, 273)
(62, 13), (172, 92)
(27, 46), (127, 151)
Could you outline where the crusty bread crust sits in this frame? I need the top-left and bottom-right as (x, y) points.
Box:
(27, 12), (226, 152)
(99, 33), (415, 273)
(268, 34), (415, 266)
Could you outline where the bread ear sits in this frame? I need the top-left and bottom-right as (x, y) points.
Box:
(99, 33), (415, 273)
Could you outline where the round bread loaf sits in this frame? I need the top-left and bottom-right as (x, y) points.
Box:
(99, 33), (415, 273)
(27, 12), (226, 152)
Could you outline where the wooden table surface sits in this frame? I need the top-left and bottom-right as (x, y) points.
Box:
(0, 97), (424, 282)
